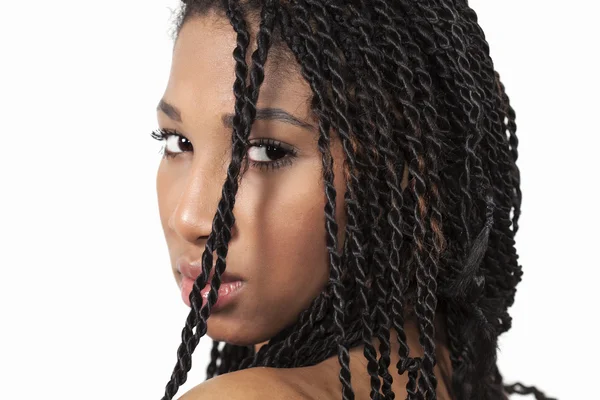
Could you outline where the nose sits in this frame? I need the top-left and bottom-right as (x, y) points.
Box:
(168, 167), (221, 245)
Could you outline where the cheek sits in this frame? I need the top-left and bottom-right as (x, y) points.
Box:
(232, 150), (348, 322)
(156, 163), (173, 237)
(156, 162), (188, 268)
(244, 162), (329, 280)
(156, 165), (178, 279)
(232, 163), (331, 322)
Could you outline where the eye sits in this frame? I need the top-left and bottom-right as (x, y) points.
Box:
(246, 138), (297, 171)
(150, 128), (192, 159)
(151, 129), (297, 171)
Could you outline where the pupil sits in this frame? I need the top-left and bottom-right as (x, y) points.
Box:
(265, 145), (284, 160)
(180, 137), (192, 151)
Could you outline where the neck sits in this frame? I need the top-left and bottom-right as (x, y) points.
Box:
(252, 316), (450, 367)
(254, 340), (269, 354)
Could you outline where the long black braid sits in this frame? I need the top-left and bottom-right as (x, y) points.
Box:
(158, 1), (556, 399)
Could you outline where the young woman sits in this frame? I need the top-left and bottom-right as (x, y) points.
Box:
(152, 0), (554, 399)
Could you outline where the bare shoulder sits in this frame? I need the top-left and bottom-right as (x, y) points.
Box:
(177, 366), (308, 400)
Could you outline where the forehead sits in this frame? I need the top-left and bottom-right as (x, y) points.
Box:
(165, 15), (311, 125)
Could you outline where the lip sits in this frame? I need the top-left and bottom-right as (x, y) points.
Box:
(176, 256), (245, 310)
(180, 276), (245, 309)
(177, 258), (244, 284)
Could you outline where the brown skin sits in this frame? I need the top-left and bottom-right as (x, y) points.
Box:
(157, 13), (452, 400)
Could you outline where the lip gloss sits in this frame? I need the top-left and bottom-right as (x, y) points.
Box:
(180, 276), (244, 310)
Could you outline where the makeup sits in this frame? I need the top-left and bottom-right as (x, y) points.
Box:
(180, 276), (245, 310)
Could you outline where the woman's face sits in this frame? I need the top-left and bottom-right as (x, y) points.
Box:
(156, 15), (347, 346)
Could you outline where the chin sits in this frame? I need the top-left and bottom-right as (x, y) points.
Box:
(205, 312), (289, 347)
(205, 316), (263, 347)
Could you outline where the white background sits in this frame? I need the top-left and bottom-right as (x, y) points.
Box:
(0, 1), (596, 399)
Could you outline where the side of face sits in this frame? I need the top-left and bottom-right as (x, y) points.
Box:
(156, 14), (347, 346)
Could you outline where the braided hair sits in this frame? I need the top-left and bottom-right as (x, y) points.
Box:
(159, 0), (555, 399)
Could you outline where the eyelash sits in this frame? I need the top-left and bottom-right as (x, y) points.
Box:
(150, 128), (298, 171)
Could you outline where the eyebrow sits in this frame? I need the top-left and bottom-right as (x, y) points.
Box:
(157, 99), (315, 131)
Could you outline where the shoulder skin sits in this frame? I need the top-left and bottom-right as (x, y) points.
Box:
(176, 366), (307, 400)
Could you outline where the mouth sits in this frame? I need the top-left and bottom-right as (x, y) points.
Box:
(177, 258), (245, 309)
(181, 276), (245, 308)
